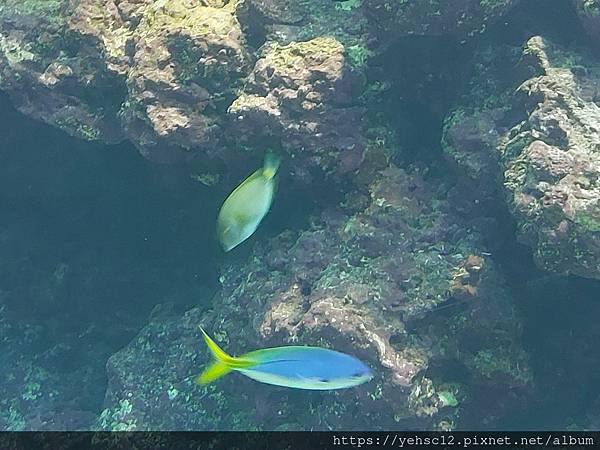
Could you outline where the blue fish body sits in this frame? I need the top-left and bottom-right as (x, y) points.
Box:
(197, 329), (374, 390)
(239, 347), (374, 390)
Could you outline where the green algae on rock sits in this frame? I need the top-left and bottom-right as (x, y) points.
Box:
(0, 0), (126, 144)
(122, 7), (250, 161)
(0, 0), (251, 164)
(0, 0), (375, 184)
(97, 307), (258, 431)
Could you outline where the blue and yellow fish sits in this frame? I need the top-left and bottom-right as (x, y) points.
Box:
(197, 328), (374, 390)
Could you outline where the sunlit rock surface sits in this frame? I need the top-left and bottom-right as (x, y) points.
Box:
(0, 0), (125, 143)
(0, 0), (520, 181)
(229, 37), (366, 183)
(0, 0), (368, 177)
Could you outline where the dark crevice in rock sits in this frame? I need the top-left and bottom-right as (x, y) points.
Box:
(237, 2), (270, 51)
(375, 35), (474, 172)
(484, 0), (589, 48)
(502, 275), (600, 429)
(0, 92), (219, 430)
(377, 0), (589, 174)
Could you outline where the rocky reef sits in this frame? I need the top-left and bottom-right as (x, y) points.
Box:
(0, 0), (369, 180)
(0, 0), (525, 182)
(229, 36), (366, 183)
(443, 35), (600, 279)
(98, 154), (531, 430)
(1, 0), (600, 433)
(0, 0), (125, 143)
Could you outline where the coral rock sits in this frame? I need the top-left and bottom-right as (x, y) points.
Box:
(100, 163), (531, 430)
(444, 36), (600, 279)
(229, 37), (366, 183)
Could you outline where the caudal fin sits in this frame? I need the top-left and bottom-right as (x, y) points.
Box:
(196, 327), (256, 385)
(262, 151), (281, 180)
(196, 361), (232, 384)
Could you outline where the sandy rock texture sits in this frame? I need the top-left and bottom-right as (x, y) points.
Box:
(0, 0), (367, 176)
(0, 0), (125, 143)
(229, 37), (366, 182)
(73, 0), (251, 163)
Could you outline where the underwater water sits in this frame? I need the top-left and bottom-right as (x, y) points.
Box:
(1, 0), (600, 432)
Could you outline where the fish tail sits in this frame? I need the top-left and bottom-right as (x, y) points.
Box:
(262, 151), (281, 180)
(196, 361), (232, 384)
(196, 327), (255, 385)
(200, 327), (237, 364)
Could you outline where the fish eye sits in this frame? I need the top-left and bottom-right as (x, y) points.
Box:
(352, 372), (364, 378)
(318, 378), (330, 383)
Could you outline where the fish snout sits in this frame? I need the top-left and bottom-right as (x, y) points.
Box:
(351, 366), (375, 384)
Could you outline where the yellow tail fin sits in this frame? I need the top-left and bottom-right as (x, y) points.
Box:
(196, 361), (232, 384)
(196, 327), (256, 385)
(262, 151), (281, 180)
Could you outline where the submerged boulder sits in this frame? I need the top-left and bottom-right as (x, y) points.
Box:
(0, 0), (370, 182)
(0, 0), (126, 143)
(74, 0), (251, 163)
(0, 0), (521, 186)
(444, 36), (600, 280)
(0, 0), (250, 159)
(229, 36), (366, 183)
